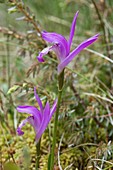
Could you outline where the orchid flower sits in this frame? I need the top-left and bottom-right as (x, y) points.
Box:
(17, 87), (57, 143)
(37, 11), (99, 74)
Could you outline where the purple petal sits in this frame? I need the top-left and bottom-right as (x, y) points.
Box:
(50, 99), (57, 117)
(17, 106), (42, 125)
(58, 34), (99, 73)
(34, 87), (43, 112)
(68, 11), (79, 49)
(17, 127), (24, 136)
(37, 46), (53, 62)
(41, 31), (69, 61)
(28, 116), (40, 134)
(17, 116), (34, 136)
(35, 101), (50, 143)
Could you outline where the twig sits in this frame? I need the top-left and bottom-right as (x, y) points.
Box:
(0, 26), (25, 40)
(6, 35), (10, 89)
(106, 105), (113, 125)
(61, 143), (98, 154)
(91, 158), (113, 165)
(58, 133), (64, 170)
(18, 7), (40, 33)
(91, 0), (111, 58)
(0, 123), (16, 164)
(64, 163), (73, 170)
(70, 83), (86, 109)
(84, 48), (113, 64)
(84, 92), (113, 104)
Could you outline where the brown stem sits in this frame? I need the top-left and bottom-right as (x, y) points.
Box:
(92, 0), (111, 58)
(17, 3), (41, 34)
(92, 0), (113, 87)
(70, 83), (86, 109)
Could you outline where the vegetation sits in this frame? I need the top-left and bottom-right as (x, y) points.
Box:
(0, 0), (113, 169)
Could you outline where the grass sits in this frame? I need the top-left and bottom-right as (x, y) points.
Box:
(0, 0), (113, 169)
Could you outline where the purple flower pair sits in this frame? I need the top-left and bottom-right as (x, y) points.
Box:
(17, 88), (57, 143)
(37, 11), (99, 74)
(17, 12), (99, 142)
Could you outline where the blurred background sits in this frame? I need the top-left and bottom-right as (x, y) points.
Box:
(0, 0), (113, 169)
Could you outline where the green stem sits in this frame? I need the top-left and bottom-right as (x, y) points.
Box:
(35, 138), (41, 170)
(50, 70), (64, 169)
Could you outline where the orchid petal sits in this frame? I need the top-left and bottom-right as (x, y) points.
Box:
(58, 34), (99, 73)
(35, 101), (50, 143)
(37, 46), (53, 62)
(37, 44), (63, 62)
(34, 87), (43, 112)
(17, 116), (34, 136)
(17, 90), (57, 142)
(50, 99), (57, 117)
(68, 11), (79, 49)
(42, 31), (69, 60)
(17, 106), (42, 125)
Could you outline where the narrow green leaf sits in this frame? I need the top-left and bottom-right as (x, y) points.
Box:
(4, 162), (20, 170)
(7, 85), (19, 95)
(47, 153), (51, 170)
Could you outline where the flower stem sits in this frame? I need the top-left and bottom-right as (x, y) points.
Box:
(50, 70), (64, 169)
(35, 139), (41, 170)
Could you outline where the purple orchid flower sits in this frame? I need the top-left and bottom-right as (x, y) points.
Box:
(37, 11), (99, 74)
(16, 87), (57, 143)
